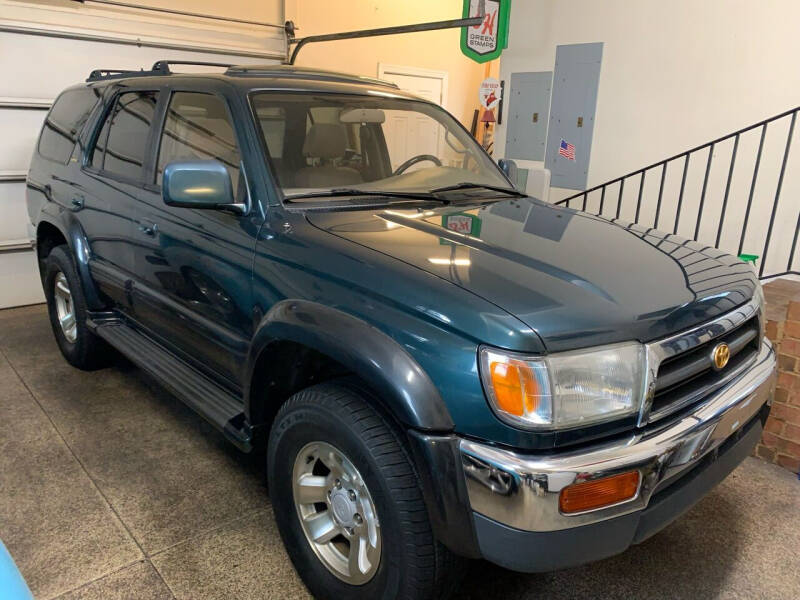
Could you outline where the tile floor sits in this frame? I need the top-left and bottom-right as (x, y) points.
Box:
(1, 304), (798, 599)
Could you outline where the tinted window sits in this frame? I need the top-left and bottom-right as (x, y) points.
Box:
(99, 91), (159, 180)
(256, 106), (286, 159)
(156, 92), (240, 188)
(91, 105), (112, 168)
(249, 93), (510, 197)
(38, 88), (101, 163)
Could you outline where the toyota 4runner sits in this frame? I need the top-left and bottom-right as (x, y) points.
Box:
(27, 61), (776, 599)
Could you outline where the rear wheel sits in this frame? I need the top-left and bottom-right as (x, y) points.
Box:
(42, 245), (113, 370)
(268, 379), (462, 600)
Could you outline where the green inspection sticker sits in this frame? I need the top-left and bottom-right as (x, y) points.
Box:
(440, 214), (482, 245)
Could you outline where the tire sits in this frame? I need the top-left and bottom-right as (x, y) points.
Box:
(42, 245), (113, 370)
(268, 378), (463, 600)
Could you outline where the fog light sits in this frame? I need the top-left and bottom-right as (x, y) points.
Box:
(559, 471), (640, 514)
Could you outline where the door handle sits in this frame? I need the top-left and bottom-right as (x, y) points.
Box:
(138, 222), (158, 236)
(70, 196), (84, 210)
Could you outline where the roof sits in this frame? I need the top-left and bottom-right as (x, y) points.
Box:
(85, 61), (404, 96)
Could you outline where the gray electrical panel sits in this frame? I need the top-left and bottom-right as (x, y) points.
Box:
(504, 71), (552, 161)
(545, 42), (603, 190)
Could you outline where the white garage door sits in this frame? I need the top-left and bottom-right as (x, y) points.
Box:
(0, 0), (285, 309)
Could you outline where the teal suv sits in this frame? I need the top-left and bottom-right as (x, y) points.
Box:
(27, 61), (776, 599)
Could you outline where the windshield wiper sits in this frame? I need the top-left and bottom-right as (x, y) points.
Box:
(285, 188), (446, 203)
(430, 182), (526, 198)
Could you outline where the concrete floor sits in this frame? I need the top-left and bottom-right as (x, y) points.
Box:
(0, 304), (798, 600)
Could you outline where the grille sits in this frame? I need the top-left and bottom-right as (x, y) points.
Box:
(648, 316), (760, 423)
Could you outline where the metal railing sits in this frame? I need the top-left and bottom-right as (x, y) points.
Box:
(557, 107), (799, 280)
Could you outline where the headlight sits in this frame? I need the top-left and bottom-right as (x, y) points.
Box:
(479, 343), (647, 430)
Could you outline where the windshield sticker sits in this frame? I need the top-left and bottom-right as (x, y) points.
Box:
(440, 214), (482, 245)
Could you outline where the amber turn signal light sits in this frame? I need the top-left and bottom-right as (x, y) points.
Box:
(559, 471), (640, 514)
(488, 360), (539, 417)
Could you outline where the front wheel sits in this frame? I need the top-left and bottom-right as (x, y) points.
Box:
(268, 379), (462, 599)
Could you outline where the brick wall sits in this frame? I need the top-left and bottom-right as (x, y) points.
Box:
(755, 279), (800, 473)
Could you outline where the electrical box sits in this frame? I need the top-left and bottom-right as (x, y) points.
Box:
(504, 71), (552, 161)
(546, 42), (603, 190)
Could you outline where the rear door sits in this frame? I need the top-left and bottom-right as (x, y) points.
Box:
(80, 87), (161, 308)
(130, 87), (260, 385)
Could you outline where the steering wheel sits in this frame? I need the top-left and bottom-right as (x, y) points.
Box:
(392, 154), (442, 176)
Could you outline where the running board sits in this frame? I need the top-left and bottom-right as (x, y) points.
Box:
(92, 319), (253, 452)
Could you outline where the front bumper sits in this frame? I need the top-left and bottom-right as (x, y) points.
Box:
(460, 339), (776, 571)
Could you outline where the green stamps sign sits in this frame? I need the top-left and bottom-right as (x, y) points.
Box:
(461, 0), (511, 63)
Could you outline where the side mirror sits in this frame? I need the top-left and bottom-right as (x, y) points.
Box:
(498, 158), (519, 188)
(162, 160), (246, 214)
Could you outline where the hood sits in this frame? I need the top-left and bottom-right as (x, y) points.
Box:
(306, 197), (758, 351)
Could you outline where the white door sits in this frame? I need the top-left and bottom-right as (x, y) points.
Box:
(378, 65), (448, 171)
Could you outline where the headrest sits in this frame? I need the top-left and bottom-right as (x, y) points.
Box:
(303, 123), (347, 159)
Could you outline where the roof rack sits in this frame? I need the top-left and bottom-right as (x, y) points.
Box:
(86, 60), (233, 82)
(224, 64), (400, 88)
(151, 60), (234, 73)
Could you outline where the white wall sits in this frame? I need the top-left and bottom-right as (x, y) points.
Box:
(495, 0), (800, 275)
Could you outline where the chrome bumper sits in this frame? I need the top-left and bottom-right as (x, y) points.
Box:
(460, 339), (776, 533)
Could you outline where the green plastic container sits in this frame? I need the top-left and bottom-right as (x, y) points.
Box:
(738, 253), (758, 265)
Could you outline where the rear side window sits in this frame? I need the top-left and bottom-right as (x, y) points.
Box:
(38, 88), (101, 163)
(156, 92), (241, 188)
(91, 90), (159, 180)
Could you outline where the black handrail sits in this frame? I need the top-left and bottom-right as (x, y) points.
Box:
(557, 106), (800, 280)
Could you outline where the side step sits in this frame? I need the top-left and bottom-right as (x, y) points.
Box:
(93, 319), (253, 452)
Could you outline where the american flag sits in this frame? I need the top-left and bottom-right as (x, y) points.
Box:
(559, 139), (576, 161)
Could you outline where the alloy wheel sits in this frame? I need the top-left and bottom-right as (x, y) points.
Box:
(292, 441), (381, 584)
(53, 272), (77, 343)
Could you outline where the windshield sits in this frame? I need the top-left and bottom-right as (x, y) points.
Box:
(250, 92), (512, 200)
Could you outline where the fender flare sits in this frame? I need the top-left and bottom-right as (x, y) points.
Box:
(36, 211), (104, 310)
(245, 300), (454, 432)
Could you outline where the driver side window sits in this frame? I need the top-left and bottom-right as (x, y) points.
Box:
(156, 92), (241, 190)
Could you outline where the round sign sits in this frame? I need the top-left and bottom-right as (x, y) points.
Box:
(479, 77), (501, 110)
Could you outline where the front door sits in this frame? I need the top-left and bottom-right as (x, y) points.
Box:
(131, 90), (261, 386)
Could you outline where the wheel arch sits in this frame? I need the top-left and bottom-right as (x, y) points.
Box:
(35, 214), (104, 310)
(245, 300), (454, 434)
